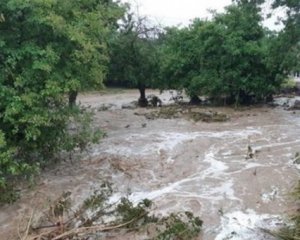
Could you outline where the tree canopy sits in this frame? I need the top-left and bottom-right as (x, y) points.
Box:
(0, 0), (124, 201)
(159, 0), (295, 104)
(107, 10), (160, 106)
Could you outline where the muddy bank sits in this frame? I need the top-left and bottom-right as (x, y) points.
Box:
(1, 90), (300, 240)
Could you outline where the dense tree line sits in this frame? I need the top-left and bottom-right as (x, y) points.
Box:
(108, 0), (300, 105)
(160, 1), (274, 105)
(0, 0), (299, 202)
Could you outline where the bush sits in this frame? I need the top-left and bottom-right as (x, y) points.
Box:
(280, 79), (297, 94)
(0, 106), (101, 204)
(0, 0), (121, 204)
(0, 130), (38, 203)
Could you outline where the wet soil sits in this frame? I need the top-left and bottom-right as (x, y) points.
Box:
(1, 89), (300, 240)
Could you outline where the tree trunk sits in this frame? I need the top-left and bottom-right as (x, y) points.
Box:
(138, 85), (148, 107)
(68, 90), (78, 107)
(189, 95), (201, 105)
(265, 94), (273, 103)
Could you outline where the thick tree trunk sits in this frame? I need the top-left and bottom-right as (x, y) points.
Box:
(238, 90), (255, 105)
(265, 94), (273, 103)
(68, 90), (78, 107)
(189, 95), (201, 105)
(138, 85), (148, 107)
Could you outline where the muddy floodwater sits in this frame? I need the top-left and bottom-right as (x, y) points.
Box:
(1, 90), (300, 240)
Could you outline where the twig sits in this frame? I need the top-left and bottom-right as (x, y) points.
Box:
(17, 222), (23, 240)
(21, 209), (34, 240)
(27, 229), (56, 240)
(32, 222), (63, 230)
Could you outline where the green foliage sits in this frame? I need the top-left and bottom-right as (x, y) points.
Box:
(272, 0), (300, 74)
(0, 131), (15, 188)
(28, 185), (203, 239)
(155, 212), (203, 240)
(116, 198), (155, 227)
(0, 0), (123, 203)
(159, 1), (286, 104)
(280, 78), (297, 93)
(64, 108), (104, 152)
(83, 182), (113, 210)
(107, 9), (160, 104)
(0, 130), (38, 203)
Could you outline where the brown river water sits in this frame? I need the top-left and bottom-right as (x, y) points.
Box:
(1, 90), (300, 240)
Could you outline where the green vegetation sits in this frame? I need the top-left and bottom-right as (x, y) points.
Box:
(116, 198), (156, 228)
(106, 0), (300, 106)
(271, 0), (300, 76)
(159, 1), (285, 105)
(0, 0), (298, 220)
(0, 1), (299, 240)
(24, 186), (202, 240)
(280, 79), (297, 94)
(154, 212), (202, 240)
(107, 10), (160, 106)
(0, 0), (123, 203)
(136, 105), (229, 122)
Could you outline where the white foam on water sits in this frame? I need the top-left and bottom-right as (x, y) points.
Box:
(222, 150), (233, 156)
(261, 186), (279, 203)
(124, 174), (203, 204)
(106, 143), (241, 207)
(215, 209), (283, 240)
(201, 147), (229, 179)
(244, 162), (264, 169)
(108, 185), (176, 206)
(166, 156), (175, 163)
(94, 129), (262, 157)
(102, 128), (265, 214)
(274, 97), (300, 108)
(119, 144), (240, 204)
(255, 139), (300, 151)
(199, 179), (239, 201)
(109, 174), (239, 208)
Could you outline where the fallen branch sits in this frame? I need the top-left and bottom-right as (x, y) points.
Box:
(20, 209), (34, 240)
(27, 229), (56, 240)
(32, 222), (64, 231)
(52, 212), (148, 240)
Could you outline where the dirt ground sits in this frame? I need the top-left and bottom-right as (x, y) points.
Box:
(1, 89), (300, 240)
